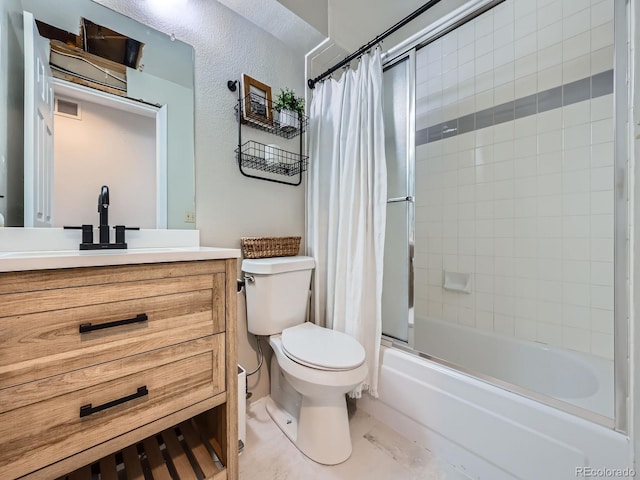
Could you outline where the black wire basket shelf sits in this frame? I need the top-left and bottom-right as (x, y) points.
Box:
(234, 93), (308, 140)
(235, 141), (309, 177)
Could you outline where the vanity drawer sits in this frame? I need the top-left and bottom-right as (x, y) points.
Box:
(0, 273), (226, 389)
(0, 334), (225, 480)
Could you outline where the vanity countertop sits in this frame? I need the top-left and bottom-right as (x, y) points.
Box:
(0, 246), (241, 272)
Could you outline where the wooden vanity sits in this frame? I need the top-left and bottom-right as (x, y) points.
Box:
(0, 251), (238, 480)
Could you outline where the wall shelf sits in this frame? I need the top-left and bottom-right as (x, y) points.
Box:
(235, 140), (309, 177)
(228, 80), (308, 186)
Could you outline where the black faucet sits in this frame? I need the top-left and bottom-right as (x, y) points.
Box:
(64, 185), (139, 250)
(98, 185), (110, 244)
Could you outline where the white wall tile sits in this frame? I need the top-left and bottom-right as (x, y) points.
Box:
(538, 152), (562, 174)
(590, 0), (614, 28)
(515, 318), (537, 340)
(538, 280), (562, 302)
(414, 0), (614, 359)
(514, 0), (536, 18)
(494, 199), (515, 219)
(563, 215), (590, 237)
(537, 322), (562, 347)
(563, 0), (588, 17)
(494, 1), (514, 28)
(562, 304), (591, 329)
(590, 166), (613, 191)
(590, 19), (613, 53)
(563, 147), (590, 171)
(458, 43), (475, 67)
(537, 195), (562, 217)
(515, 55), (538, 80)
(495, 256), (516, 276)
(591, 308), (614, 334)
(537, 262), (561, 285)
(515, 197), (537, 217)
(590, 215), (613, 238)
(563, 260), (590, 283)
(537, 173), (562, 196)
(476, 310), (494, 330)
(476, 34), (494, 58)
(563, 102), (591, 127)
(562, 169), (590, 193)
(516, 279), (538, 300)
(590, 238), (613, 262)
(591, 118), (614, 144)
(537, 300), (563, 324)
(514, 157), (537, 178)
(515, 11), (537, 39)
(590, 191), (613, 215)
(590, 285), (614, 310)
(495, 275), (516, 295)
(538, 65), (563, 92)
(562, 8), (590, 40)
(562, 238), (591, 261)
(459, 307), (476, 326)
(538, 2), (562, 29)
(591, 332), (614, 359)
(564, 123), (591, 150)
(563, 193), (590, 215)
(538, 43), (563, 70)
(591, 142), (614, 167)
(538, 238), (562, 259)
(538, 21), (563, 50)
(590, 95), (613, 122)
(563, 282), (590, 306)
(591, 45), (614, 74)
(516, 257), (538, 278)
(514, 116), (537, 138)
(563, 54), (591, 83)
(562, 326), (591, 353)
(495, 314), (516, 335)
(563, 31), (591, 62)
(538, 130), (563, 154)
(442, 30), (458, 55)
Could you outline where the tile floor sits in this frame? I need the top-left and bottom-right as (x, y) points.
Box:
(239, 397), (471, 480)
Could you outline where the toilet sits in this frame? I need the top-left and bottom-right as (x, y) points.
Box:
(242, 255), (368, 465)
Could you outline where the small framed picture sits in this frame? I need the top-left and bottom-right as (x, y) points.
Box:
(242, 74), (273, 125)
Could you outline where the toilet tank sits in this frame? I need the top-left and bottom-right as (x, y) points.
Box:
(242, 256), (315, 336)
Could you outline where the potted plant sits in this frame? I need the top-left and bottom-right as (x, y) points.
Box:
(273, 88), (304, 132)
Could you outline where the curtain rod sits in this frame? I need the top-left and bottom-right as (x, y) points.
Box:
(307, 0), (443, 89)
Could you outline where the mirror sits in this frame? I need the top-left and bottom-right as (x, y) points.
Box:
(0, 0), (195, 229)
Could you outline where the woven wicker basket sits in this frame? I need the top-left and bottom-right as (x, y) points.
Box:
(241, 236), (301, 259)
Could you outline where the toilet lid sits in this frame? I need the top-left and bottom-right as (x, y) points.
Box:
(281, 322), (365, 371)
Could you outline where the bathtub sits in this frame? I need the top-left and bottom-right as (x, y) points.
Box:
(358, 319), (630, 480)
(413, 316), (614, 417)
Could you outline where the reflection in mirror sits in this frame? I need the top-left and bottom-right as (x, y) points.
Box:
(0, 0), (195, 229)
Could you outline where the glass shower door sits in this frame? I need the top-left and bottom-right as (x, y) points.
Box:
(381, 55), (413, 343)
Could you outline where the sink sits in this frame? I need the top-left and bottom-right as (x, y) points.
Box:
(0, 246), (240, 273)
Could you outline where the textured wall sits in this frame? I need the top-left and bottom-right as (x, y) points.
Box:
(95, 0), (307, 400)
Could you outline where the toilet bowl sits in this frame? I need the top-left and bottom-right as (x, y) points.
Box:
(267, 323), (367, 465)
(242, 256), (368, 465)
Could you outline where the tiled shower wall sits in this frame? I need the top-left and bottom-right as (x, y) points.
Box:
(414, 0), (615, 359)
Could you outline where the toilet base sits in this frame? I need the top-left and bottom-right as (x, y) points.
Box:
(268, 357), (353, 465)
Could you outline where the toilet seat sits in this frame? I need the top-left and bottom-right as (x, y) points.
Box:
(280, 322), (365, 371)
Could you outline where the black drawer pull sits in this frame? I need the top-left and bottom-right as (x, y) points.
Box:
(79, 313), (148, 333)
(80, 386), (148, 418)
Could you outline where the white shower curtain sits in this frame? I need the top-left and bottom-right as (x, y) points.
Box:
(307, 49), (387, 398)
